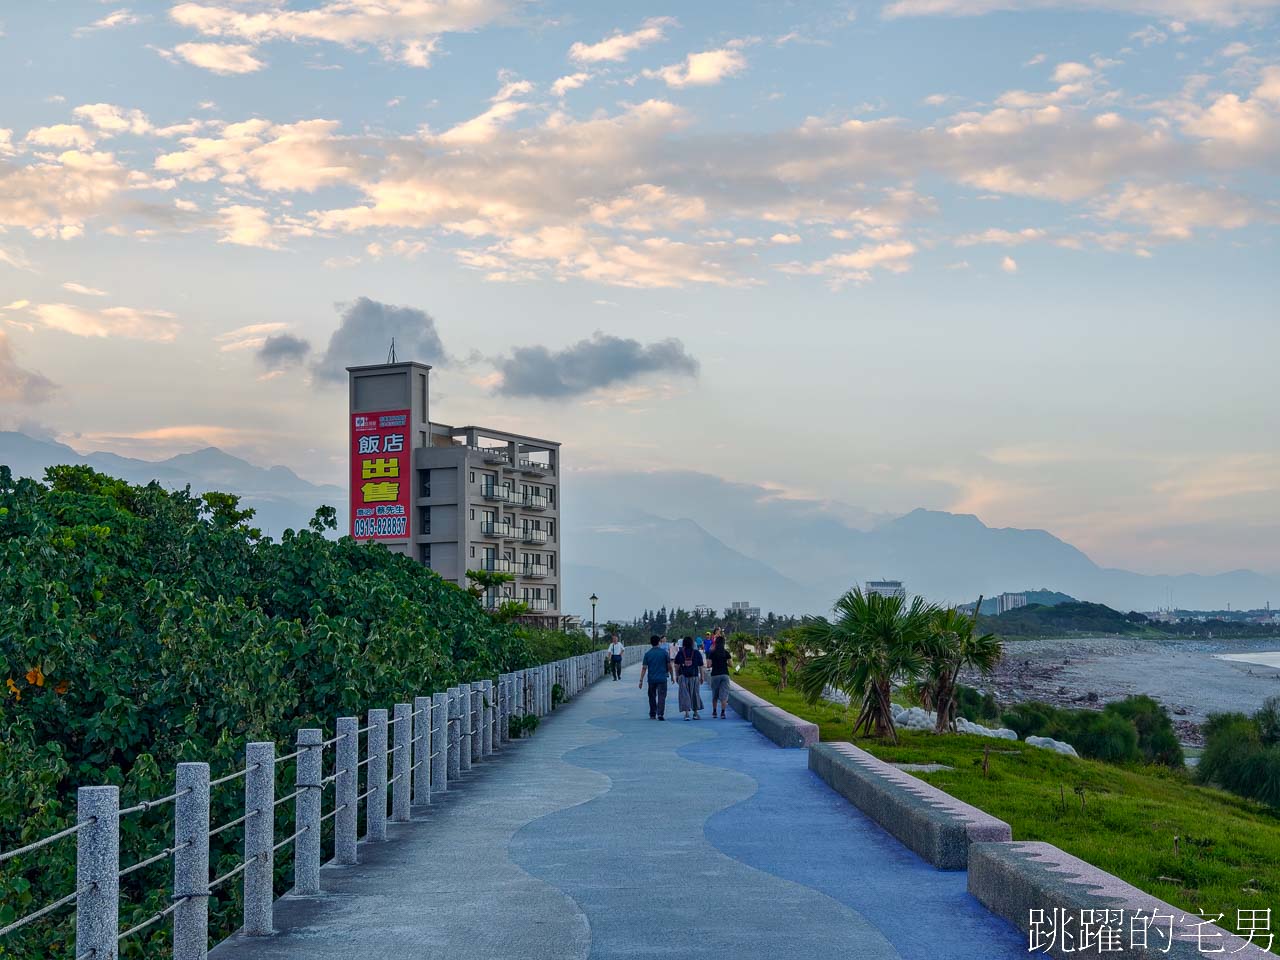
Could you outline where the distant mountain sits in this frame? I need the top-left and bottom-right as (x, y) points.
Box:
(0, 432), (341, 538)
(961, 590), (1076, 615)
(5, 433), (1277, 619)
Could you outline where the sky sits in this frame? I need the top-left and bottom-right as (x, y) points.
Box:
(0, 0), (1278, 578)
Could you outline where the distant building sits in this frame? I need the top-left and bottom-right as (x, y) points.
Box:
(866, 580), (906, 600)
(693, 604), (716, 618)
(997, 592), (1028, 615)
(729, 601), (761, 620)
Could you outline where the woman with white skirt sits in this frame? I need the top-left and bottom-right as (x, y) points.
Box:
(673, 636), (705, 720)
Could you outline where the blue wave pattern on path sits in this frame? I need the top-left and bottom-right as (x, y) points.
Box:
(510, 671), (900, 959)
(679, 703), (1027, 960)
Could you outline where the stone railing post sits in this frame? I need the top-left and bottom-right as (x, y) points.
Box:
(366, 709), (388, 842)
(413, 696), (431, 805)
(173, 763), (210, 960)
(334, 716), (358, 865)
(75, 786), (119, 960)
(458, 683), (473, 772)
(479, 682), (492, 758)
(294, 728), (322, 895)
(432, 692), (449, 793)
(447, 687), (461, 779)
(391, 703), (411, 822)
(243, 741), (275, 936)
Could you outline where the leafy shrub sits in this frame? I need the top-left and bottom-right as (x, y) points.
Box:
(1001, 696), (1182, 766)
(1198, 699), (1280, 808)
(551, 683), (565, 707)
(1103, 695), (1184, 767)
(508, 713), (540, 739)
(953, 684), (1000, 723)
(0, 465), (575, 958)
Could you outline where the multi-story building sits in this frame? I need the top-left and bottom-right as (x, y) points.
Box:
(865, 580), (906, 600)
(996, 592), (1028, 615)
(728, 601), (760, 620)
(348, 360), (561, 627)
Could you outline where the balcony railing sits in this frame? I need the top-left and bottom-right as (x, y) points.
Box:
(521, 527), (549, 544)
(472, 445), (511, 465)
(482, 558), (516, 574)
(523, 598), (552, 612)
(482, 484), (517, 503)
(523, 493), (549, 511)
(522, 563), (548, 579)
(480, 520), (514, 538)
(518, 459), (552, 476)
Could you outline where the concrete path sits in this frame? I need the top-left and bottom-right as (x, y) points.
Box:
(212, 664), (1025, 960)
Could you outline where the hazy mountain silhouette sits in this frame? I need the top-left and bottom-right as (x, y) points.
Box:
(3, 433), (1276, 617)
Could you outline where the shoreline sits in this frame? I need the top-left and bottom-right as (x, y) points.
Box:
(962, 634), (1280, 746)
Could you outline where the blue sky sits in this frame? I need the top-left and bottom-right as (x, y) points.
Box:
(0, 0), (1277, 576)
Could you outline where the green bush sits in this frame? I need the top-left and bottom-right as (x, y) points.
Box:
(1198, 700), (1280, 808)
(1001, 696), (1184, 766)
(1104, 695), (1184, 767)
(0, 465), (575, 959)
(953, 684), (1000, 723)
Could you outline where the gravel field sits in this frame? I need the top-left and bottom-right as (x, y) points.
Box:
(962, 634), (1280, 746)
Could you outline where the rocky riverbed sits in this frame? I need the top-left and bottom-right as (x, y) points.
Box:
(960, 634), (1280, 746)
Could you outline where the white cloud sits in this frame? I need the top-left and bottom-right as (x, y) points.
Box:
(1219, 41), (1251, 57)
(216, 205), (279, 247)
(1096, 182), (1262, 238)
(569, 17), (674, 64)
(881, 0), (1280, 25)
(955, 227), (1046, 245)
(167, 42), (265, 75)
(20, 302), (179, 341)
(77, 8), (143, 33)
(643, 48), (747, 88)
(1001, 254), (1018, 272)
(25, 124), (97, 149)
(62, 282), (109, 297)
(1052, 61), (1093, 84)
(214, 320), (287, 351)
(0, 149), (130, 238)
(780, 241), (917, 286)
(73, 103), (152, 136)
(437, 99), (530, 145)
(551, 72), (590, 97)
(155, 119), (356, 191)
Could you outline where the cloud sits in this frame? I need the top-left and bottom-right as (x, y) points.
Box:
(62, 281), (109, 297)
(213, 321), (287, 352)
(165, 42), (265, 74)
(154, 118), (357, 191)
(25, 124), (97, 149)
(0, 149), (131, 238)
(257, 333), (311, 368)
(1001, 254), (1018, 272)
(77, 8), (143, 33)
(216, 204), (278, 247)
(72, 103), (152, 136)
(880, 0), (1280, 25)
(494, 333), (699, 398)
(311, 296), (448, 382)
(955, 227), (1046, 245)
(1095, 182), (1262, 238)
(569, 17), (675, 64)
(0, 331), (57, 404)
(780, 240), (917, 286)
(551, 72), (590, 96)
(169, 0), (513, 68)
(0, 246), (34, 271)
(17, 302), (179, 341)
(642, 48), (747, 88)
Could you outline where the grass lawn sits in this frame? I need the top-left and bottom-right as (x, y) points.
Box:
(734, 663), (1280, 921)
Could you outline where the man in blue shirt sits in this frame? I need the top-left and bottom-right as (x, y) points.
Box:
(639, 635), (674, 720)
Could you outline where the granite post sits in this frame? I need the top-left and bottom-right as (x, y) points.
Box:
(334, 716), (358, 865)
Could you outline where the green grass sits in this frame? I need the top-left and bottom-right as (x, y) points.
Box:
(735, 663), (1280, 921)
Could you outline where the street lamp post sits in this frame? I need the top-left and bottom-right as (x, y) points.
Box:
(590, 593), (599, 649)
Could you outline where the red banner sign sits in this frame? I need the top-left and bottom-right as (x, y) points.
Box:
(350, 409), (411, 540)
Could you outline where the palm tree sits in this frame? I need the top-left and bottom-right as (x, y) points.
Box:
(923, 605), (1003, 733)
(797, 588), (937, 743)
(726, 632), (751, 673)
(768, 638), (797, 688)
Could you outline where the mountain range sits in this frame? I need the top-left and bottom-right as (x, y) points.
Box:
(3, 432), (1276, 619)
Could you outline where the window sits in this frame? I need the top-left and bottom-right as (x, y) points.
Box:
(549, 588), (556, 606)
(470, 545), (475, 558)
(548, 488), (555, 505)
(469, 508), (475, 520)
(548, 555), (555, 571)
(419, 544), (431, 565)
(469, 471), (476, 483)
(418, 507), (431, 534)
(548, 520), (554, 538)
(419, 471), (431, 498)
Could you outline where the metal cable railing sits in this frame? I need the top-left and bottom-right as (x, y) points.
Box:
(0, 649), (615, 959)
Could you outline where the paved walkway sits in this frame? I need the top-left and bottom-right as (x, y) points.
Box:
(212, 664), (1025, 960)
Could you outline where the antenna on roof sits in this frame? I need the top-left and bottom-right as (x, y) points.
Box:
(386, 338), (397, 364)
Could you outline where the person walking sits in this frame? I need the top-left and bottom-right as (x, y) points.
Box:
(706, 635), (732, 718)
(673, 636), (705, 721)
(639, 636), (673, 720)
(607, 634), (625, 680)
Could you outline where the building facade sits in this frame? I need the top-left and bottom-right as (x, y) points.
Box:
(348, 361), (562, 626)
(865, 580), (907, 600)
(996, 592), (1028, 615)
(729, 601), (761, 620)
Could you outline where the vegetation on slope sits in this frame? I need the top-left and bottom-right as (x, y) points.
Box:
(0, 465), (588, 959)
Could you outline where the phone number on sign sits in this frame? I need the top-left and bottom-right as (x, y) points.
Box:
(354, 517), (408, 538)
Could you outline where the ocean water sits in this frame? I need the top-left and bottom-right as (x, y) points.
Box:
(1214, 651), (1280, 670)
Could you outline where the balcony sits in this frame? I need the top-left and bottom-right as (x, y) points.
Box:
(523, 492), (549, 511)
(523, 598), (552, 612)
(522, 563), (548, 579)
(519, 458), (551, 476)
(483, 594), (516, 611)
(480, 519), (514, 539)
(481, 484), (517, 503)
(482, 558), (516, 574)
(521, 527), (548, 544)
(474, 445), (511, 465)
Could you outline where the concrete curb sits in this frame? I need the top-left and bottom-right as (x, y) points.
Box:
(727, 683), (818, 748)
(808, 741), (1011, 870)
(968, 841), (1273, 959)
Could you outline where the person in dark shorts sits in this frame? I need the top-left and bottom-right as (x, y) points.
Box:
(607, 634), (624, 680)
(706, 635), (732, 718)
(673, 636), (705, 720)
(638, 635), (673, 720)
